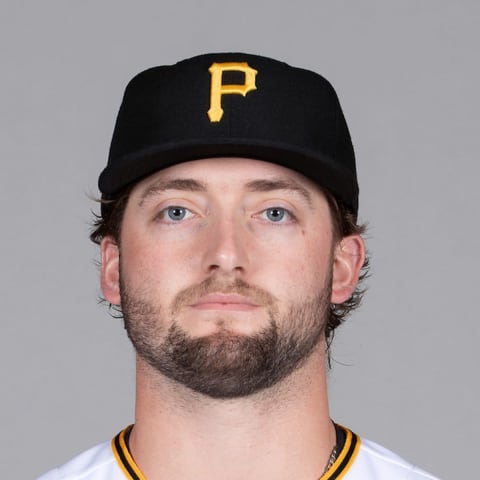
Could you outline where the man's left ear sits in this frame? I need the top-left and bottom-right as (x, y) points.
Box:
(331, 234), (366, 304)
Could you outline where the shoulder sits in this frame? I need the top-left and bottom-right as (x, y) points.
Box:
(36, 440), (122, 480)
(349, 437), (441, 479)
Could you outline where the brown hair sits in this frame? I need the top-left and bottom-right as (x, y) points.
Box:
(90, 184), (369, 354)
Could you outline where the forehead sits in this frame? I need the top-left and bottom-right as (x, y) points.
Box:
(131, 157), (326, 198)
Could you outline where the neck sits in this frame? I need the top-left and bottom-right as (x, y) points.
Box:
(129, 344), (335, 480)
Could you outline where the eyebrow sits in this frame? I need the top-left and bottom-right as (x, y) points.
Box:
(138, 178), (207, 206)
(138, 176), (313, 207)
(245, 178), (313, 206)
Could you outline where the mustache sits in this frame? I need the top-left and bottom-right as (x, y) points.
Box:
(170, 277), (278, 316)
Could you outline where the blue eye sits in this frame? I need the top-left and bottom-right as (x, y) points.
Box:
(265, 207), (287, 222)
(156, 205), (195, 224)
(166, 206), (188, 221)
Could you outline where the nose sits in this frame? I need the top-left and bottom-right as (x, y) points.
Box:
(201, 214), (250, 276)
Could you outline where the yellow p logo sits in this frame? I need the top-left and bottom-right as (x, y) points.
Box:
(208, 62), (258, 122)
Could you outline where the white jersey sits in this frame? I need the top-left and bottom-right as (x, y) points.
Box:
(37, 425), (440, 480)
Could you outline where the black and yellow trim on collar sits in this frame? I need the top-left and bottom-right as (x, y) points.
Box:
(112, 425), (146, 480)
(319, 425), (361, 480)
(111, 423), (360, 480)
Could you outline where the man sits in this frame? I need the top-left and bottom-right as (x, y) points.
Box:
(39, 52), (439, 479)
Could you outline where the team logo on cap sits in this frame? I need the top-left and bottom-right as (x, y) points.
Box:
(208, 62), (258, 122)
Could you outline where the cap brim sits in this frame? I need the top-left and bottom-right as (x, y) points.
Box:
(98, 138), (358, 214)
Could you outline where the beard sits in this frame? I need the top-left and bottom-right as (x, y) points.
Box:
(120, 274), (331, 399)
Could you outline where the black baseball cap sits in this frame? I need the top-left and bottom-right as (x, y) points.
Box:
(99, 52), (359, 216)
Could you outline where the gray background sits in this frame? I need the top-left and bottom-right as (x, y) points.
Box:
(1, 1), (478, 478)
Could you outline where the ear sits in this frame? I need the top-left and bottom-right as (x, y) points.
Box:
(100, 236), (121, 306)
(331, 234), (366, 304)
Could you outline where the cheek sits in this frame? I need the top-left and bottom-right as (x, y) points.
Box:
(293, 255), (331, 292)
(119, 231), (201, 301)
(258, 236), (333, 301)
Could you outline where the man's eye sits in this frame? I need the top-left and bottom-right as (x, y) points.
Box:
(161, 206), (192, 221)
(262, 207), (291, 223)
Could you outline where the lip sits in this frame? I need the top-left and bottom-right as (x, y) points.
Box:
(189, 293), (259, 311)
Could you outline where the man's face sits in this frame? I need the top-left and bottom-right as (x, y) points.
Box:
(101, 158), (353, 398)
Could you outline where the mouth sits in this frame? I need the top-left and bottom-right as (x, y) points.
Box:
(189, 293), (260, 311)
